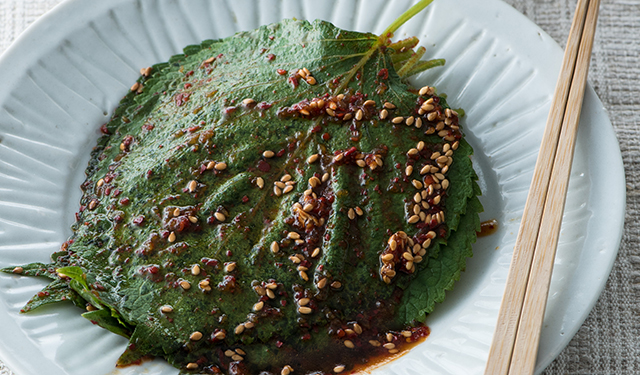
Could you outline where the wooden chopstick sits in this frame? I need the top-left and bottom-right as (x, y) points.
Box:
(484, 0), (601, 374)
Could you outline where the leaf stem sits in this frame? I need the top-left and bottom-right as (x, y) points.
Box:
(380, 0), (435, 39)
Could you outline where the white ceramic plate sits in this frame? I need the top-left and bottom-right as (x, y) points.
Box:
(0, 0), (625, 374)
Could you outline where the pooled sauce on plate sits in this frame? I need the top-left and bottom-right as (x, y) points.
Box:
(478, 219), (498, 237)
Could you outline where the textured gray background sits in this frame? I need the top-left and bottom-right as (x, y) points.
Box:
(0, 0), (637, 374)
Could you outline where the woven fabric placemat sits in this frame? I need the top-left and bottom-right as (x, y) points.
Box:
(1, 1), (638, 374)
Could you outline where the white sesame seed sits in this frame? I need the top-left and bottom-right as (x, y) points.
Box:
(188, 180), (197, 192)
(267, 289), (275, 299)
(383, 343), (396, 349)
(288, 231), (300, 240)
(308, 176), (320, 188)
(191, 264), (201, 276)
(271, 241), (280, 253)
(382, 253), (394, 262)
(421, 103), (435, 112)
(161, 305), (173, 313)
(344, 340), (355, 349)
(235, 324), (245, 335)
(225, 262), (237, 272)
(307, 154), (319, 164)
(298, 306), (312, 314)
(380, 109), (389, 120)
(317, 277), (327, 288)
(413, 244), (422, 254)
(413, 204), (421, 215)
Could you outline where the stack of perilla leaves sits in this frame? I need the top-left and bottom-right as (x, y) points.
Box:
(2, 1), (482, 374)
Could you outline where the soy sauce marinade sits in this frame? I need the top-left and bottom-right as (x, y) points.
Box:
(3, 2), (483, 374)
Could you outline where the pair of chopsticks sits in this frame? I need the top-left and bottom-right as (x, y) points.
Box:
(484, 0), (601, 374)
